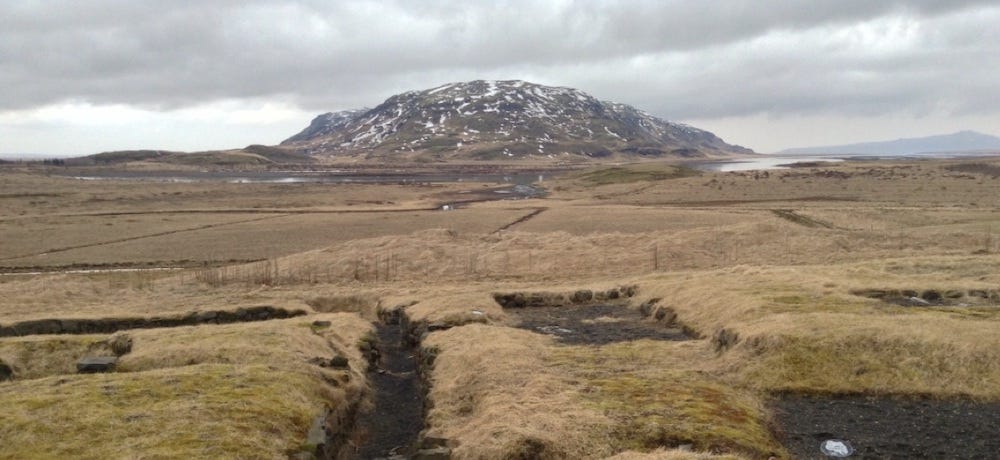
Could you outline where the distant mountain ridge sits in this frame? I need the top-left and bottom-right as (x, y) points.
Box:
(780, 131), (1000, 156)
(282, 80), (752, 160)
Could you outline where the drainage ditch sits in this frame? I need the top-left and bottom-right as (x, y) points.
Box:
(0, 306), (307, 337)
(353, 310), (425, 459)
(498, 289), (692, 345)
(508, 303), (690, 344)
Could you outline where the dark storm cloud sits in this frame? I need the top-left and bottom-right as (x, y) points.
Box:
(2, 0), (998, 118)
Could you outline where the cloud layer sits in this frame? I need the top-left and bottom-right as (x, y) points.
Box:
(3, 1), (999, 153)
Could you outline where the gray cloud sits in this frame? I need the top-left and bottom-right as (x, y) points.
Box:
(2, 1), (999, 128)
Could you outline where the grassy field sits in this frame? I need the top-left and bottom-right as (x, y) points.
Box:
(2, 157), (1000, 458)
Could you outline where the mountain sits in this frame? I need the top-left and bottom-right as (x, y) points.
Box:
(282, 80), (752, 160)
(780, 131), (1000, 156)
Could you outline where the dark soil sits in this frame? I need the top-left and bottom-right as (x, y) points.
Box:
(507, 304), (689, 345)
(773, 394), (1000, 459)
(354, 323), (424, 459)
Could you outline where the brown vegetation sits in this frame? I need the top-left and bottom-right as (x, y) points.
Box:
(3, 156), (1000, 458)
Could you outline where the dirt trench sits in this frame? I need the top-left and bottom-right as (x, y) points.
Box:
(351, 310), (430, 459)
(0, 306), (308, 337)
(497, 289), (690, 345)
(508, 303), (690, 344)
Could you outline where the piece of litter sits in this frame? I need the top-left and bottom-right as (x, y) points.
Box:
(820, 439), (854, 457)
(470, 310), (485, 316)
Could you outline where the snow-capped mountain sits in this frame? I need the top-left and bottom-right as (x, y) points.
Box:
(283, 80), (752, 159)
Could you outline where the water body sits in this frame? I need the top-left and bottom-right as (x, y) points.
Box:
(689, 155), (845, 172)
(691, 151), (1000, 172)
(55, 170), (549, 185)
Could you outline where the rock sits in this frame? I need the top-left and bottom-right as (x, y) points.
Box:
(0, 359), (14, 381)
(107, 332), (133, 356)
(412, 447), (451, 460)
(570, 290), (593, 303)
(77, 356), (118, 374)
(906, 296), (931, 306)
(303, 414), (330, 459)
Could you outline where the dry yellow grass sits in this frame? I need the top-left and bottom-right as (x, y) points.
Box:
(422, 325), (617, 459)
(0, 313), (371, 459)
(1, 364), (331, 459)
(0, 334), (110, 379)
(630, 260), (1000, 399)
(4, 157), (1000, 458)
(422, 325), (785, 459)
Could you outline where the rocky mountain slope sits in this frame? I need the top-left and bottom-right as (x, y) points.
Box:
(283, 80), (752, 160)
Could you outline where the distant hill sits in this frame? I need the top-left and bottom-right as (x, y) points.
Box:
(66, 146), (314, 167)
(282, 80), (753, 160)
(780, 131), (1000, 156)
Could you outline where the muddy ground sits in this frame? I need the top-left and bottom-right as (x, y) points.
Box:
(353, 323), (423, 459)
(774, 394), (1000, 459)
(507, 304), (689, 345)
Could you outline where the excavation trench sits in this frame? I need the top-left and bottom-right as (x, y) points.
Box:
(506, 303), (691, 345)
(0, 306), (307, 337)
(353, 312), (425, 459)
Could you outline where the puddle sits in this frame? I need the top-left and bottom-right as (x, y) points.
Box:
(507, 304), (689, 345)
(773, 394), (1000, 459)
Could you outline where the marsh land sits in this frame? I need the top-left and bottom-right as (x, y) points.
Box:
(1, 156), (999, 459)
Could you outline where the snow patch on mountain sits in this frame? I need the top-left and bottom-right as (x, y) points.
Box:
(282, 80), (752, 158)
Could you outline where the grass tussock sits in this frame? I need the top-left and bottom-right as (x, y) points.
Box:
(423, 325), (783, 459)
(0, 364), (327, 459)
(0, 335), (110, 379)
(0, 313), (373, 459)
(548, 343), (784, 459)
(634, 261), (1000, 399)
(423, 325), (616, 459)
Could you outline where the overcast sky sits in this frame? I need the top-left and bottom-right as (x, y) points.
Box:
(3, 0), (999, 157)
